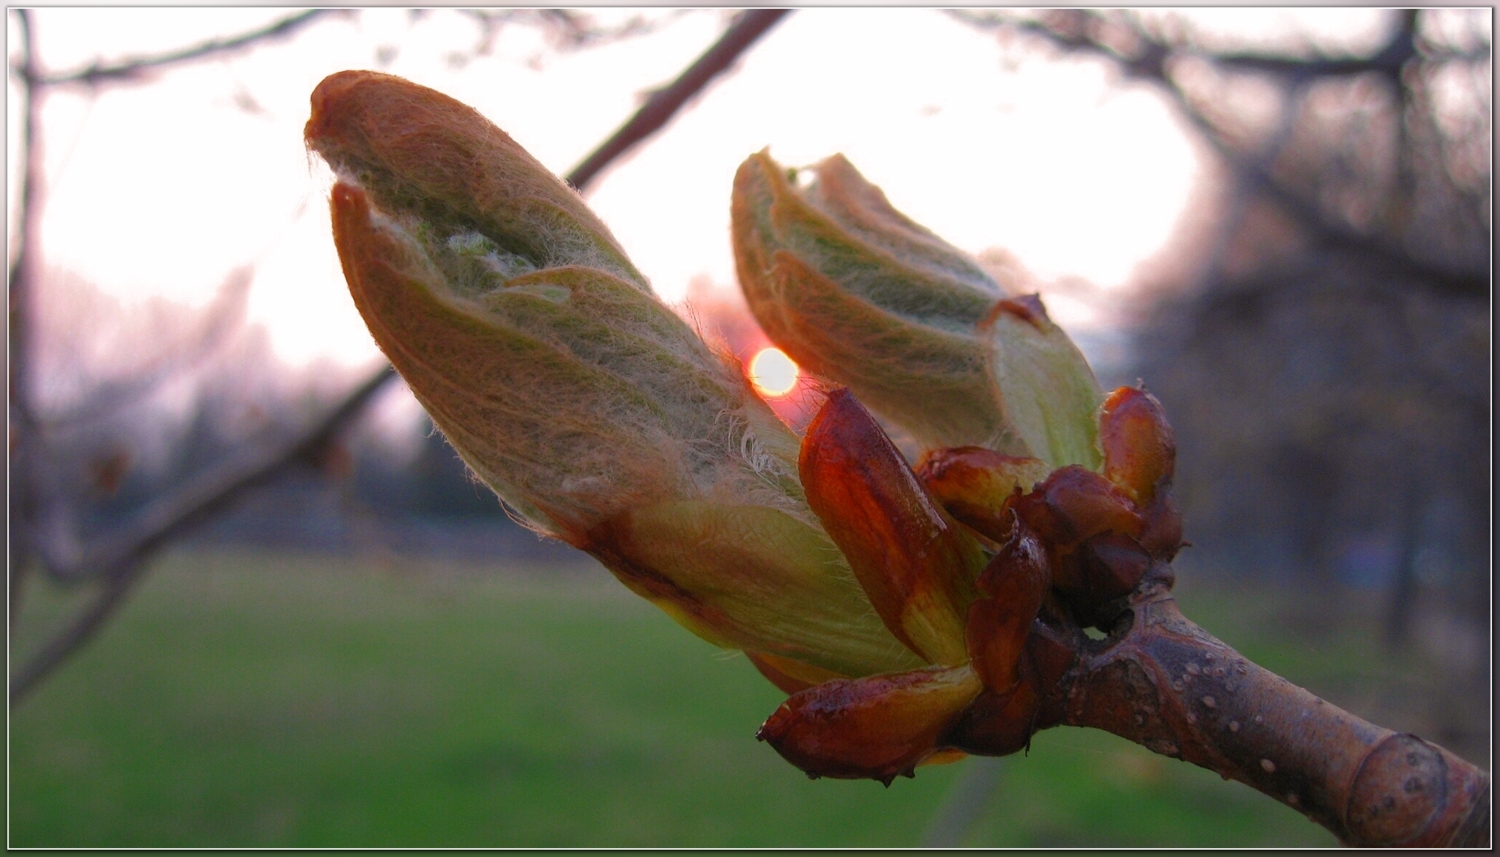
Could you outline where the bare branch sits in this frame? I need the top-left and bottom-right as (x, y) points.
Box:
(8, 560), (144, 705)
(951, 9), (1489, 299)
(33, 9), (342, 88)
(1171, 91), (1488, 298)
(952, 8), (1419, 82)
(9, 8), (45, 627)
(1053, 586), (1490, 847)
(11, 366), (397, 703)
(566, 9), (791, 191)
(534, 9), (690, 51)
(1143, 8), (1418, 84)
(8, 9), (43, 416)
(36, 366), (397, 587)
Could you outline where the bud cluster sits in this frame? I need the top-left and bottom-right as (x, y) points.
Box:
(731, 150), (1182, 781)
(755, 383), (1180, 781)
(308, 72), (1184, 786)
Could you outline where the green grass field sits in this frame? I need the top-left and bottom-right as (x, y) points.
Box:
(10, 547), (1417, 847)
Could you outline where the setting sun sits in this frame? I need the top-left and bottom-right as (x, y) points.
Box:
(748, 347), (799, 397)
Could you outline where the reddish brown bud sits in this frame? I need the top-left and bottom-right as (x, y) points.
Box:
(915, 447), (1051, 543)
(1026, 608), (1079, 691)
(800, 389), (987, 666)
(1075, 531), (1153, 601)
(1036, 465), (1144, 545)
(1139, 493), (1185, 561)
(964, 516), (1050, 695)
(943, 678), (1042, 758)
(1098, 386), (1176, 504)
(757, 665), (982, 783)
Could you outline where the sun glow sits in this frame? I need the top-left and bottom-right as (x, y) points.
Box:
(748, 347), (799, 398)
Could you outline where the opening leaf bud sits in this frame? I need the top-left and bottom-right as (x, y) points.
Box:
(981, 296), (1105, 471)
(329, 182), (778, 539)
(800, 390), (988, 667)
(307, 70), (647, 289)
(732, 149), (1107, 469)
(310, 72), (923, 680)
(732, 150), (1017, 453)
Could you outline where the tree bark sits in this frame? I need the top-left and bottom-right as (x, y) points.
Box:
(1053, 580), (1490, 847)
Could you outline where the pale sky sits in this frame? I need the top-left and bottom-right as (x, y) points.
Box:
(8, 7), (1394, 371)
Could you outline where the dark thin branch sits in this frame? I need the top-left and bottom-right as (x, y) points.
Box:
(9, 8), (44, 628)
(8, 9), (42, 413)
(1204, 47), (1413, 80)
(38, 366), (396, 586)
(1195, 75), (1308, 292)
(1163, 70), (1489, 299)
(7, 560), (144, 705)
(956, 9), (1489, 299)
(1185, 10), (1416, 85)
(536, 8), (690, 51)
(566, 8), (791, 191)
(34, 8), (340, 88)
(953, 9), (1418, 83)
(11, 366), (397, 703)
(447, 10), (693, 64)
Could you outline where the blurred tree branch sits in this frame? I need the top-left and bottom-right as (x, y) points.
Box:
(7, 7), (364, 702)
(8, 365), (394, 703)
(455, 8), (692, 56)
(9, 7), (797, 705)
(950, 8), (1489, 299)
(9, 9), (45, 628)
(30, 8), (345, 88)
(567, 8), (790, 190)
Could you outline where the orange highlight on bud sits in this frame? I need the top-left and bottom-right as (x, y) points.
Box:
(1036, 465), (1145, 545)
(1098, 385), (1176, 504)
(916, 446), (1051, 543)
(757, 665), (981, 784)
(800, 389), (986, 666)
(965, 521), (1050, 694)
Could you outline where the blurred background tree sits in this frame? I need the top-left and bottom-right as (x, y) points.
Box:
(7, 7), (1489, 847)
